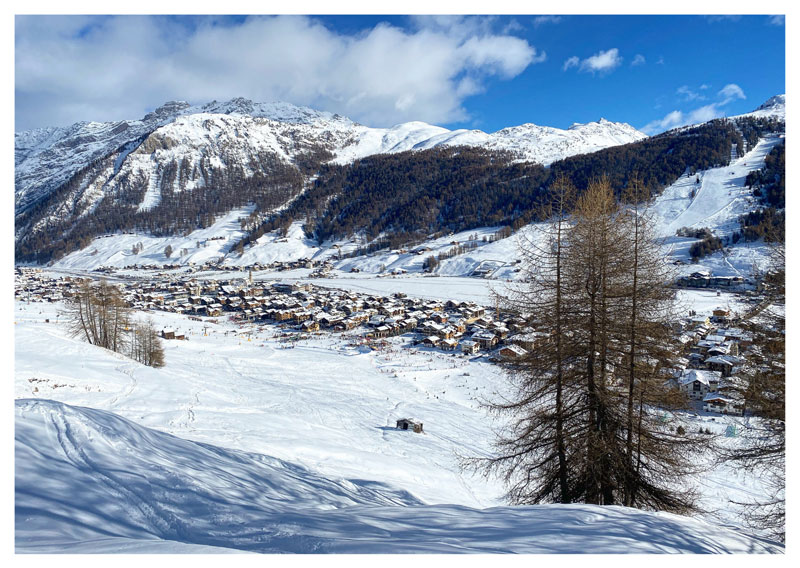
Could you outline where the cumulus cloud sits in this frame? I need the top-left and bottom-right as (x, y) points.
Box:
(642, 83), (748, 134)
(15, 15), (544, 130)
(580, 48), (622, 73)
(631, 54), (646, 66)
(563, 48), (622, 75)
(768, 15), (785, 26)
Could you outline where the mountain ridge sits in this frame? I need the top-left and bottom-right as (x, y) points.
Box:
(15, 97), (647, 214)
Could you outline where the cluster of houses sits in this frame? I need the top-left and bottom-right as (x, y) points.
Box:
(96, 257), (334, 275)
(672, 307), (754, 415)
(675, 271), (747, 290)
(14, 267), (87, 303)
(14, 266), (767, 418)
(120, 275), (546, 361)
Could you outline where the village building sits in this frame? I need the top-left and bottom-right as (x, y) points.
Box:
(678, 369), (722, 400)
(498, 344), (528, 360)
(396, 418), (423, 433)
(703, 392), (743, 415)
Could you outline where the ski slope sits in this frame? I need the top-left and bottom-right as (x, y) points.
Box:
(653, 135), (783, 238)
(651, 134), (784, 278)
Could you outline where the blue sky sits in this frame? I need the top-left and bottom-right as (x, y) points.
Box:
(15, 14), (785, 134)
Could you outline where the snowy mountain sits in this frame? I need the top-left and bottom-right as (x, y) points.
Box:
(734, 94), (785, 120)
(14, 97), (646, 216)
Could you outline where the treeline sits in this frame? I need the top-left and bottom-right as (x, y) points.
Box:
(240, 117), (783, 253)
(241, 146), (551, 249)
(733, 141), (786, 244)
(745, 142), (785, 208)
(16, 145), (312, 263)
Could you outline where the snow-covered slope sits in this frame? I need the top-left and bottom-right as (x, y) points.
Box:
(15, 97), (647, 216)
(652, 134), (784, 277)
(334, 116), (646, 165)
(53, 131), (782, 277)
(16, 398), (782, 553)
(14, 98), (356, 213)
(734, 94), (785, 120)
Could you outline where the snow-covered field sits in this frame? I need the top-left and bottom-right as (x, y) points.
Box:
(14, 298), (782, 553)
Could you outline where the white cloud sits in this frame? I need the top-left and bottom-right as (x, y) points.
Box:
(563, 48), (622, 75)
(580, 48), (622, 74)
(562, 56), (579, 71)
(768, 15), (785, 26)
(718, 83), (746, 104)
(533, 16), (562, 27)
(631, 54), (646, 66)
(15, 15), (544, 130)
(676, 85), (706, 102)
(641, 103), (726, 135)
(642, 84), (747, 134)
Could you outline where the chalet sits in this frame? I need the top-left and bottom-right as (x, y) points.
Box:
(498, 344), (528, 360)
(433, 313), (449, 324)
(678, 369), (721, 400)
(690, 315), (712, 328)
(450, 318), (467, 334)
(492, 326), (510, 340)
(396, 418), (423, 433)
(301, 320), (320, 332)
(334, 319), (358, 332)
(161, 329), (176, 340)
(705, 355), (738, 376)
(422, 336), (441, 348)
(438, 326), (457, 340)
(712, 307), (731, 318)
(440, 338), (459, 351)
(511, 331), (547, 351)
(472, 330), (498, 350)
(703, 392), (743, 415)
(372, 325), (391, 339)
(461, 340), (480, 354)
(274, 309), (296, 322)
(400, 317), (418, 332)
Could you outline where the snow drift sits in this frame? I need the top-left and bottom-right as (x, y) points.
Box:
(16, 398), (783, 553)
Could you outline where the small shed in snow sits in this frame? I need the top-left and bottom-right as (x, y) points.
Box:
(396, 418), (423, 433)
